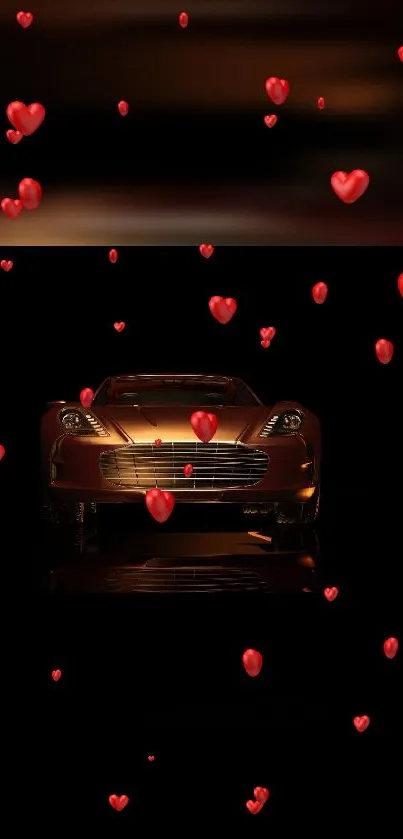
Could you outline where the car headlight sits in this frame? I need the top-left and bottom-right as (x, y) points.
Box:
(260, 410), (304, 437)
(59, 409), (109, 436)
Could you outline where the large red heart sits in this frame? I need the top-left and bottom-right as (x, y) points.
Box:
(324, 587), (338, 601)
(80, 388), (94, 408)
(312, 282), (328, 305)
(6, 129), (23, 144)
(375, 339), (393, 365)
(242, 648), (263, 677)
(383, 637), (399, 660)
(208, 296), (237, 324)
(117, 100), (129, 116)
(199, 244), (214, 259)
(114, 322), (125, 332)
(190, 411), (218, 443)
(1, 198), (23, 220)
(254, 787), (270, 804)
(18, 178), (42, 210)
(353, 715), (370, 733)
(398, 46), (403, 63)
(265, 77), (289, 105)
(145, 489), (175, 523)
(330, 170), (369, 204)
(109, 794), (129, 811)
(1, 260), (13, 272)
(0, 445), (5, 462)
(246, 799), (263, 815)
(7, 101), (45, 136)
(398, 273), (403, 298)
(51, 669), (62, 682)
(16, 11), (34, 28)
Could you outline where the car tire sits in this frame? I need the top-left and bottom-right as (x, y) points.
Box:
(275, 484), (320, 525)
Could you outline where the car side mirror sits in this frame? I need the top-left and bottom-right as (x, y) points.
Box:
(46, 400), (67, 409)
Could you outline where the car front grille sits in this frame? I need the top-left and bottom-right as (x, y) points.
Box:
(99, 442), (269, 490)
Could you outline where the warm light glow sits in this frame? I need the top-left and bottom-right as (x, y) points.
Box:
(298, 554), (315, 568)
(296, 486), (316, 500)
(300, 461), (313, 470)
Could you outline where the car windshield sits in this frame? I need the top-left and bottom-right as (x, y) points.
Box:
(94, 377), (261, 407)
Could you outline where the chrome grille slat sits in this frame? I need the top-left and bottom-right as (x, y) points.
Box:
(100, 443), (269, 489)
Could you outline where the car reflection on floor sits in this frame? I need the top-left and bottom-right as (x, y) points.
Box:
(43, 507), (320, 595)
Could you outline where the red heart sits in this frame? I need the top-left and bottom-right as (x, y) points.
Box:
(260, 327), (276, 341)
(317, 97), (325, 110)
(7, 102), (45, 136)
(208, 296), (237, 324)
(1, 198), (23, 220)
(18, 178), (42, 211)
(264, 114), (277, 128)
(0, 445), (5, 462)
(353, 715), (370, 733)
(190, 411), (218, 443)
(1, 260), (13, 272)
(383, 637), (399, 660)
(109, 794), (129, 811)
(145, 489), (175, 523)
(183, 463), (193, 478)
(117, 100), (129, 116)
(114, 322), (125, 332)
(254, 787), (269, 804)
(80, 388), (94, 408)
(51, 669), (62, 682)
(148, 755), (155, 762)
(261, 339), (270, 348)
(324, 587), (338, 601)
(312, 282), (328, 305)
(199, 244), (214, 259)
(265, 77), (289, 105)
(16, 11), (34, 28)
(246, 799), (263, 815)
(375, 339), (393, 365)
(330, 170), (369, 204)
(154, 438), (162, 447)
(398, 46), (403, 63)
(398, 273), (403, 298)
(242, 648), (263, 678)
(6, 129), (23, 145)
(179, 11), (189, 28)
(109, 248), (118, 263)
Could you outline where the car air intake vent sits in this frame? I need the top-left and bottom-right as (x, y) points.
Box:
(102, 568), (269, 593)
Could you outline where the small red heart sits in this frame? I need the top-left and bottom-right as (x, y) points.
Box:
(0, 445), (5, 462)
(1, 260), (13, 272)
(1, 198), (23, 220)
(398, 273), (403, 298)
(145, 489), (175, 523)
(7, 101), (45, 136)
(148, 755), (155, 762)
(246, 799), (263, 815)
(324, 587), (338, 601)
(114, 322), (126, 332)
(199, 244), (214, 259)
(383, 637), (399, 660)
(18, 178), (42, 211)
(375, 339), (393, 365)
(109, 248), (118, 263)
(179, 11), (189, 28)
(353, 715), (370, 733)
(264, 114), (277, 128)
(208, 296), (237, 324)
(261, 339), (270, 348)
(51, 669), (62, 682)
(183, 463), (193, 478)
(260, 327), (276, 341)
(397, 46), (403, 63)
(16, 11), (34, 28)
(109, 794), (129, 811)
(330, 170), (369, 204)
(242, 648), (263, 678)
(80, 388), (94, 408)
(312, 282), (328, 305)
(265, 77), (289, 105)
(254, 787), (269, 804)
(155, 439), (162, 447)
(317, 97), (325, 110)
(6, 129), (23, 144)
(117, 100), (129, 116)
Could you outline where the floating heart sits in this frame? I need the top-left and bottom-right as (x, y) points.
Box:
(324, 586), (338, 601)
(353, 715), (370, 733)
(16, 11), (33, 28)
(242, 648), (263, 678)
(117, 100), (129, 116)
(183, 463), (193, 478)
(317, 97), (325, 110)
(7, 102), (45, 136)
(6, 129), (23, 144)
(254, 787), (270, 804)
(398, 273), (403, 298)
(265, 77), (289, 105)
(264, 114), (277, 128)
(154, 439), (162, 447)
(1, 260), (13, 272)
(80, 388), (94, 408)
(261, 339), (270, 348)
(190, 411), (218, 443)
(260, 327), (276, 341)
(109, 794), (129, 812)
(383, 637), (399, 660)
(330, 170), (369, 204)
(375, 339), (393, 365)
(145, 489), (175, 523)
(1, 198), (23, 220)
(179, 11), (189, 28)
(148, 755), (155, 762)
(109, 248), (118, 263)
(18, 178), (42, 210)
(246, 799), (263, 815)
(208, 296), (237, 324)
(114, 322), (125, 332)
(398, 46), (403, 62)
(199, 244), (214, 259)
(0, 445), (6, 462)
(51, 669), (62, 682)
(312, 282), (328, 304)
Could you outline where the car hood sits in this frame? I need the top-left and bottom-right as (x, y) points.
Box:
(93, 405), (271, 444)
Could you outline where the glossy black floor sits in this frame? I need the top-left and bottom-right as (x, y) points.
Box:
(29, 485), (401, 831)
